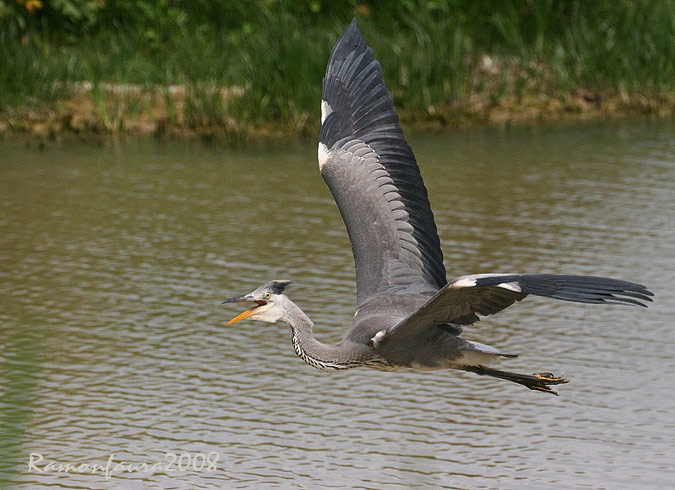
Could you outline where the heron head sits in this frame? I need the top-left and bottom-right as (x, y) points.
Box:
(222, 280), (291, 325)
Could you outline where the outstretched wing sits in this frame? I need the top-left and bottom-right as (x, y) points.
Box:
(319, 19), (446, 306)
(376, 274), (654, 362)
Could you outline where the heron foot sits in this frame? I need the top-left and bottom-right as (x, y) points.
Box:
(530, 372), (569, 395)
(533, 372), (568, 384)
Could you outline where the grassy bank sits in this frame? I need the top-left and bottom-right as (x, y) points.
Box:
(1, 1), (673, 141)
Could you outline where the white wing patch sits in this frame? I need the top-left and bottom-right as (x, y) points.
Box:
(452, 277), (477, 288)
(496, 282), (521, 292)
(318, 142), (331, 170)
(450, 273), (522, 292)
(321, 100), (333, 124)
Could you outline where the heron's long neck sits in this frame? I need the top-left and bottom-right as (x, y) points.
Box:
(281, 297), (361, 371)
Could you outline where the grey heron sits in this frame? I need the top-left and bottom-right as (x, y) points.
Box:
(223, 19), (653, 395)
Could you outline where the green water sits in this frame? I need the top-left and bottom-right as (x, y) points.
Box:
(1, 120), (674, 489)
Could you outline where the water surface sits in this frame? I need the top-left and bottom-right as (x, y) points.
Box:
(1, 120), (674, 489)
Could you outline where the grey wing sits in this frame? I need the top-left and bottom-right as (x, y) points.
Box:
(376, 274), (654, 363)
(319, 19), (446, 307)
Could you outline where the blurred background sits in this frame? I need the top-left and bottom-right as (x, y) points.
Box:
(0, 0), (673, 140)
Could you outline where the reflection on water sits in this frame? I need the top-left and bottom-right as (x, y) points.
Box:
(1, 120), (674, 489)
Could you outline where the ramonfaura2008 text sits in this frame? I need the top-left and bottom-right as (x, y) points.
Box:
(28, 452), (220, 480)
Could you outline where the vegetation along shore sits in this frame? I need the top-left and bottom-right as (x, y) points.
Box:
(1, 1), (673, 142)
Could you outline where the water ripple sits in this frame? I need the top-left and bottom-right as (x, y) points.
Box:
(1, 121), (674, 489)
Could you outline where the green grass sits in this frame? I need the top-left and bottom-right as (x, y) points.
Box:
(1, 0), (673, 135)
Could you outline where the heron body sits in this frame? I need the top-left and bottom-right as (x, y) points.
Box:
(223, 19), (653, 395)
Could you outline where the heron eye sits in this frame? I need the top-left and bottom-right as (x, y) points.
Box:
(263, 292), (271, 299)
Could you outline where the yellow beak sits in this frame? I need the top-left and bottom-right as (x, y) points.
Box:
(227, 306), (258, 325)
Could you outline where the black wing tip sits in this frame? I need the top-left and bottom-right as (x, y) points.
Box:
(473, 274), (654, 308)
(328, 18), (365, 66)
(344, 17), (360, 38)
(552, 275), (654, 307)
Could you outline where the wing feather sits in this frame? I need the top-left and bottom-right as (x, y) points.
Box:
(376, 274), (653, 363)
(319, 19), (446, 305)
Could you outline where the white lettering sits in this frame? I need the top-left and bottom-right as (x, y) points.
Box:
(27, 453), (44, 472)
(104, 454), (114, 481)
(26, 451), (219, 480)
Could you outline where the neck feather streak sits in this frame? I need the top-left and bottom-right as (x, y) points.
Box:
(281, 297), (365, 371)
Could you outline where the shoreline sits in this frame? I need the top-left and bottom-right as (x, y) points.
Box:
(1, 83), (673, 143)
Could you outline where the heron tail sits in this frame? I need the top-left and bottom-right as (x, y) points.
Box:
(461, 339), (518, 359)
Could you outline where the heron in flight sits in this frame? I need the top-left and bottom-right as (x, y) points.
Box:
(223, 19), (653, 395)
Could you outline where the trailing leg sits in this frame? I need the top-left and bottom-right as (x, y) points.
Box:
(462, 365), (569, 395)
